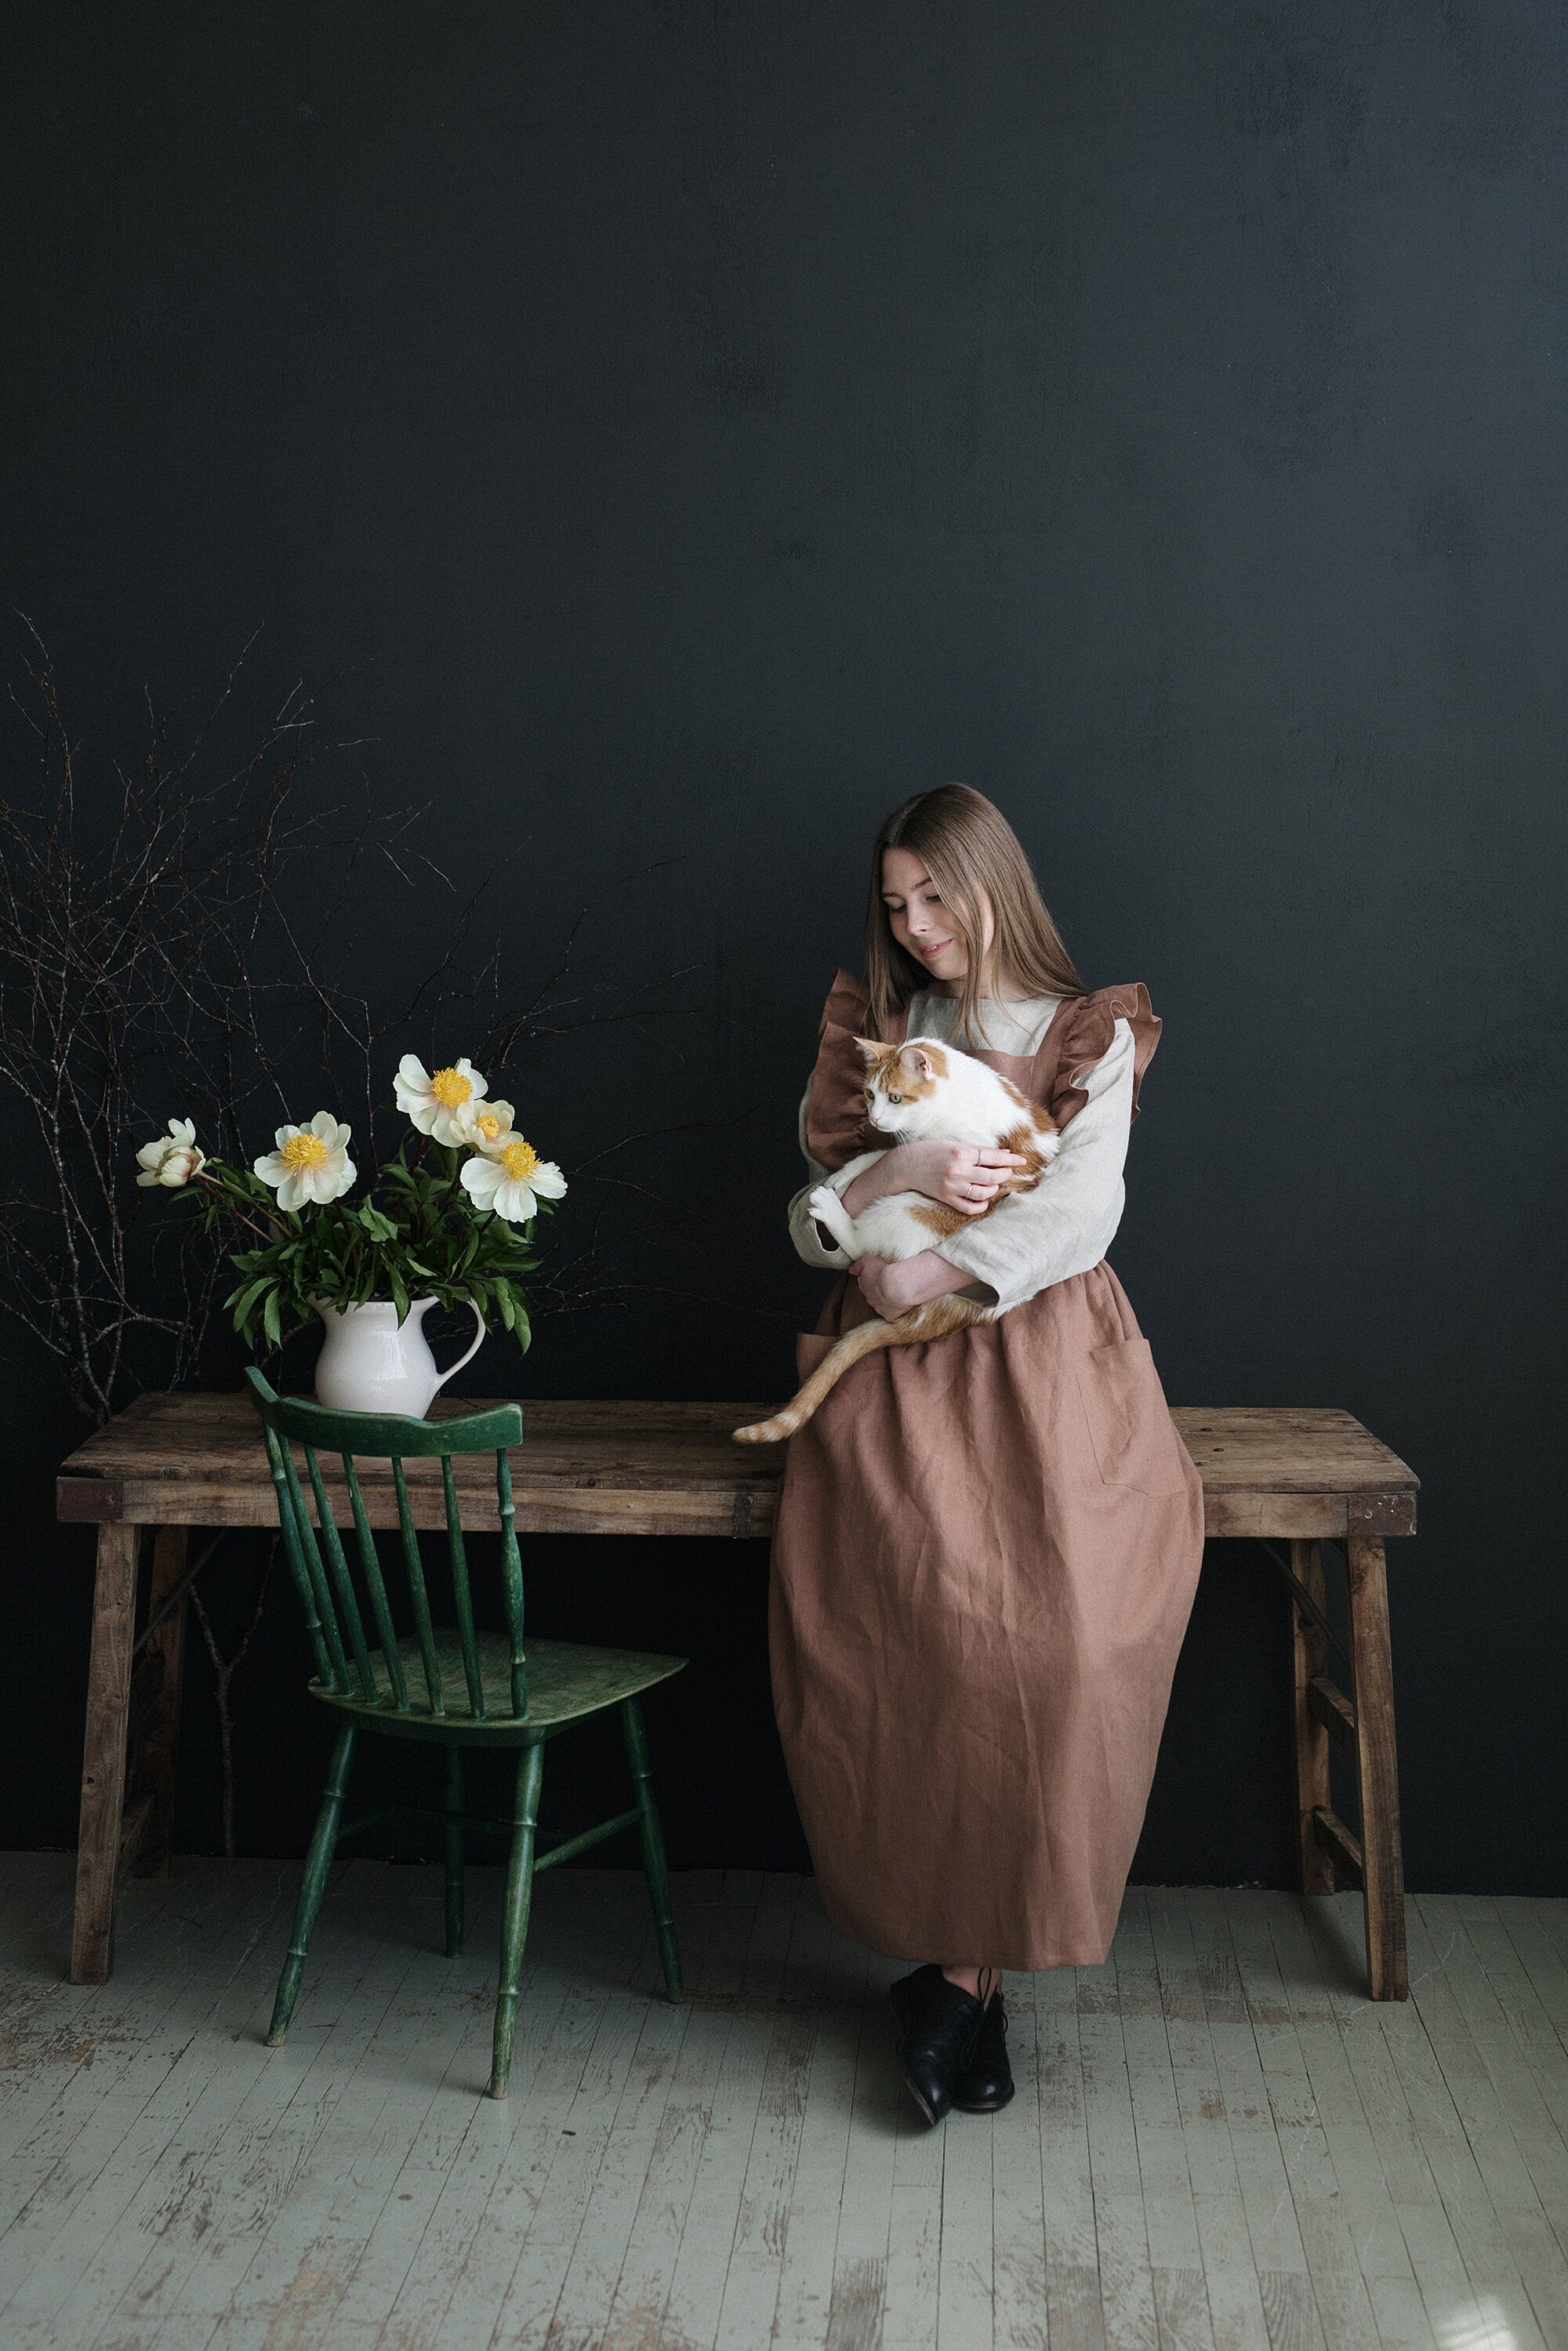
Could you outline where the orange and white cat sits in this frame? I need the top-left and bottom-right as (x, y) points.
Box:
(733, 1036), (1058, 1444)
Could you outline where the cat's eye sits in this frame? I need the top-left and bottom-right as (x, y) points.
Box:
(887, 1092), (903, 1104)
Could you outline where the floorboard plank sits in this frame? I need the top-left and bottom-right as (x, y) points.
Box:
(767, 1885), (867, 2351)
(1183, 1896), (1309, 2286)
(1081, 1903), (1159, 2351)
(1263, 1899), (1414, 2283)
(1144, 1891), (1268, 2351)
(713, 1879), (815, 2351)
(1223, 1892), (1383, 2351)
(596, 1890), (740, 2351)
(991, 1971), (1048, 2351)
(1406, 1899), (1565, 2238)
(836, 1957), (900, 2351)
(936, 2063), (994, 2351)
(541, 1905), (711, 2351)
(656, 1868), (799, 2351)
(1037, 1954), (1096, 2273)
(1116, 1895), (1204, 2278)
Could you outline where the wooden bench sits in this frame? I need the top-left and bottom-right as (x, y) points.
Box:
(57, 1395), (1417, 1994)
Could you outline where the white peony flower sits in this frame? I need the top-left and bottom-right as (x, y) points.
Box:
(394, 1054), (488, 1145)
(451, 1095), (516, 1150)
(135, 1117), (205, 1189)
(460, 1135), (567, 1224)
(254, 1112), (357, 1212)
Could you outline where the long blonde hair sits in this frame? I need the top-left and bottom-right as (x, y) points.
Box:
(864, 784), (1085, 1043)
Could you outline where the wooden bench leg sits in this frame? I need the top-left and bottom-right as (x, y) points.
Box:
(71, 1522), (141, 1984)
(131, 1526), (190, 1879)
(1290, 1539), (1335, 1897)
(1346, 1531), (1408, 2001)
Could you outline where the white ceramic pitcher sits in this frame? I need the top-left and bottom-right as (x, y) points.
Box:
(312, 1296), (486, 1417)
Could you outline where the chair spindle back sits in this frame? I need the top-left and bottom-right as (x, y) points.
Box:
(245, 1367), (528, 1721)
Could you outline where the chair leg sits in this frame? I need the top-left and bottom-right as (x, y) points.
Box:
(489, 1743), (544, 2099)
(442, 1748), (465, 1958)
(621, 1698), (683, 2002)
(267, 1725), (356, 2048)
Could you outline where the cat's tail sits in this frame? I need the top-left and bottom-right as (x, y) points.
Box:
(731, 1293), (993, 1445)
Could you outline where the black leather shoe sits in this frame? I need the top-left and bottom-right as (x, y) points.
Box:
(888, 1964), (984, 2125)
(953, 1990), (1014, 2113)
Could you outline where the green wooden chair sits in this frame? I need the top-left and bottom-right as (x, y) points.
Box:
(245, 1367), (686, 2099)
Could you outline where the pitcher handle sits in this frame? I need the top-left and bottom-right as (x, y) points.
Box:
(428, 1297), (486, 1396)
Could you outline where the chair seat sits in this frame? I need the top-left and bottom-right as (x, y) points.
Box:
(309, 1630), (687, 1743)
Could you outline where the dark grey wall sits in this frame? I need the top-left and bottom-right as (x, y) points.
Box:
(2, 2), (1563, 1892)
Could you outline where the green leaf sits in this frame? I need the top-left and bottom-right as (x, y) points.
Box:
(227, 1277), (274, 1326)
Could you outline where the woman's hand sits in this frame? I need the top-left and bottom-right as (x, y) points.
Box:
(850, 1250), (975, 1319)
(892, 1138), (1027, 1214)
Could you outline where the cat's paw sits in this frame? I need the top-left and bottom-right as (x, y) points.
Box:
(807, 1186), (854, 1256)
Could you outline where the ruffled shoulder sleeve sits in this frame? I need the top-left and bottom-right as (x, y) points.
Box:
(1045, 981), (1162, 1130)
(803, 967), (877, 1171)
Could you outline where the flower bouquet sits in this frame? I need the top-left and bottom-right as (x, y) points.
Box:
(136, 1054), (565, 1414)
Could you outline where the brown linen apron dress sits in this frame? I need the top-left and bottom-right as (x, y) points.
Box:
(768, 971), (1204, 1971)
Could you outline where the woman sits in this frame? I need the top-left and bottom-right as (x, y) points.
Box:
(769, 785), (1203, 2124)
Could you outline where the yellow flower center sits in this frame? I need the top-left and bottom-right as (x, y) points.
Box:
(475, 1111), (504, 1141)
(280, 1131), (330, 1171)
(429, 1066), (472, 1110)
(500, 1139), (539, 1184)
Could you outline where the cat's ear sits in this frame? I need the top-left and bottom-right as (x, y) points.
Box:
(906, 1047), (935, 1081)
(852, 1035), (881, 1064)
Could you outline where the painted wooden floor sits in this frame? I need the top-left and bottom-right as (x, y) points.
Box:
(0, 1861), (1565, 2351)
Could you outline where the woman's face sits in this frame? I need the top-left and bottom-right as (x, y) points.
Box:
(880, 847), (994, 993)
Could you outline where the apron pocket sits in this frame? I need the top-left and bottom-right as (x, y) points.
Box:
(1075, 1337), (1190, 1497)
